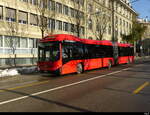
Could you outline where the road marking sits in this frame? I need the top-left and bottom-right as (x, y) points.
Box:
(0, 80), (50, 93)
(133, 82), (149, 94)
(0, 67), (131, 106)
(122, 68), (131, 71)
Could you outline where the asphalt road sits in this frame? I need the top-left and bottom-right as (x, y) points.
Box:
(0, 61), (150, 112)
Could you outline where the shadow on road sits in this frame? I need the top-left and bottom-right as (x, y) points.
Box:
(2, 89), (93, 112)
(109, 74), (150, 80)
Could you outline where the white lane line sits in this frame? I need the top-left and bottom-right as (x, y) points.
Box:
(0, 67), (130, 106)
(122, 68), (131, 71)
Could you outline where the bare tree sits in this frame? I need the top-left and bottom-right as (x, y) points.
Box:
(93, 10), (111, 40)
(3, 6), (21, 67)
(36, 0), (56, 38)
(63, 0), (85, 37)
(3, 6), (28, 66)
(4, 21), (20, 66)
(73, 0), (85, 37)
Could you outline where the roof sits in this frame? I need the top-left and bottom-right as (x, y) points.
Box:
(40, 34), (133, 47)
(41, 34), (113, 46)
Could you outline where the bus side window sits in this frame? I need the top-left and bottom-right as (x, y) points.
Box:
(95, 45), (105, 58)
(119, 47), (124, 56)
(72, 43), (84, 59)
(105, 46), (113, 57)
(62, 49), (68, 59)
(83, 44), (89, 58)
(62, 45), (70, 59)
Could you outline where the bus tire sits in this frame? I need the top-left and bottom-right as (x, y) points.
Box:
(76, 63), (83, 74)
(108, 60), (112, 69)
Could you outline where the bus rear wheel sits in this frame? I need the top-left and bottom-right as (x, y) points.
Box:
(76, 63), (83, 74)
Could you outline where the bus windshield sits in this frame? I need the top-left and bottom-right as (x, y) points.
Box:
(38, 42), (60, 62)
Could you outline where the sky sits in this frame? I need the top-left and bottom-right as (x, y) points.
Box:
(131, 0), (150, 20)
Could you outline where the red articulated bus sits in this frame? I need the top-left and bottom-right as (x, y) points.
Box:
(37, 34), (134, 75)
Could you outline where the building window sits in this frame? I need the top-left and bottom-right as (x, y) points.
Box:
(74, 10), (78, 19)
(80, 11), (84, 19)
(68, 23), (71, 32)
(63, 5), (69, 15)
(70, 8), (75, 17)
(4, 36), (11, 47)
(0, 36), (3, 47)
(48, 0), (55, 11)
(56, 20), (62, 30)
(30, 13), (38, 26)
(18, 11), (28, 24)
(29, 0), (38, 5)
(29, 38), (34, 48)
(56, 2), (62, 14)
(0, 6), (3, 20)
(6, 8), (16, 22)
(88, 19), (92, 30)
(20, 37), (28, 48)
(63, 22), (68, 31)
(20, 0), (28, 2)
(48, 18), (55, 30)
(4, 36), (20, 48)
(29, 38), (38, 48)
(39, 16), (47, 27)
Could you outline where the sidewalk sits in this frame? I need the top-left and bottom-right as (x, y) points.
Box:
(134, 56), (150, 63)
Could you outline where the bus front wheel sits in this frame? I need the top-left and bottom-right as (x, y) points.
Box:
(76, 63), (83, 74)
